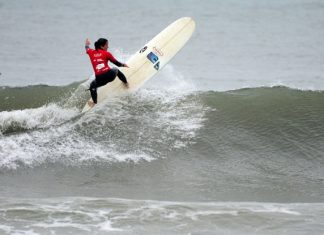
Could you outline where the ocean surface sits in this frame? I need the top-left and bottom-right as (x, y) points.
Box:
(1, 0), (324, 234)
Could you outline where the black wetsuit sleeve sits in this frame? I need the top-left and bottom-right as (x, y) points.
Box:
(112, 60), (124, 67)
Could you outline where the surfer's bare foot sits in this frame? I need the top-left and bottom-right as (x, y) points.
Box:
(124, 82), (129, 89)
(88, 100), (95, 108)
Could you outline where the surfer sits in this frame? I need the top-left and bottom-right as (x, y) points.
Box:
(85, 38), (129, 108)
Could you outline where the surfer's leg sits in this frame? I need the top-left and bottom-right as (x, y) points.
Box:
(89, 70), (118, 105)
(96, 69), (118, 87)
(116, 69), (128, 84)
(89, 80), (98, 104)
(89, 69), (125, 105)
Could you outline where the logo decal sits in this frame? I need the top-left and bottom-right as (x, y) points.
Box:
(139, 46), (147, 53)
(147, 52), (160, 71)
(147, 52), (159, 63)
(153, 46), (164, 56)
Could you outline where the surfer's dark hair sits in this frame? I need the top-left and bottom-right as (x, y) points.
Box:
(94, 38), (108, 50)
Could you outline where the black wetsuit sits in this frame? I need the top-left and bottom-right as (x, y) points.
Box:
(86, 46), (128, 104)
(89, 67), (127, 104)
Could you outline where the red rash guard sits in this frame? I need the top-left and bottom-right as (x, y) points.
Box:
(86, 48), (119, 76)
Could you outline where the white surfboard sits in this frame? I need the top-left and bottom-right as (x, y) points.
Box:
(82, 17), (196, 113)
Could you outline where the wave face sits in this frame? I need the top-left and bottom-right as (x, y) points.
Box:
(198, 87), (324, 162)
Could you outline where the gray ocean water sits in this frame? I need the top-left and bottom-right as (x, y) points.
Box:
(1, 0), (324, 234)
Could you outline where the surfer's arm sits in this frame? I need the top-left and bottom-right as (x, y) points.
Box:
(112, 60), (127, 67)
(85, 38), (91, 51)
(106, 52), (127, 67)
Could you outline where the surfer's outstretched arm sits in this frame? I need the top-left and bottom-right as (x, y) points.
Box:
(111, 60), (126, 67)
(85, 38), (91, 50)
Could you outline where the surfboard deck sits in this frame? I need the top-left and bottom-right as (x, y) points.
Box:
(82, 17), (196, 113)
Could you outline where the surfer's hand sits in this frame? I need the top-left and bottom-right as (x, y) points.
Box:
(124, 64), (129, 68)
(85, 38), (91, 46)
(124, 82), (129, 88)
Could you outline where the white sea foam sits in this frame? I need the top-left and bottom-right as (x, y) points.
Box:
(0, 124), (156, 169)
(2, 197), (322, 234)
(0, 225), (12, 234)
(0, 93), (203, 169)
(0, 104), (78, 134)
(247, 203), (301, 215)
(11, 229), (39, 235)
(98, 220), (123, 232)
(145, 64), (196, 94)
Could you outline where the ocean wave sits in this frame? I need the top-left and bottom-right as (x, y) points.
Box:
(0, 85), (208, 170)
(1, 84), (324, 170)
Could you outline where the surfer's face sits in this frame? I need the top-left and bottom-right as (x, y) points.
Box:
(102, 42), (109, 51)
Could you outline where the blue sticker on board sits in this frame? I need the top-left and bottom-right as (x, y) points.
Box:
(147, 52), (159, 64)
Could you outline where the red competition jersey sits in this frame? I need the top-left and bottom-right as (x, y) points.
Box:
(86, 48), (118, 75)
